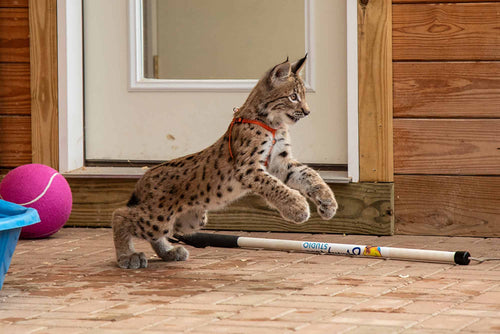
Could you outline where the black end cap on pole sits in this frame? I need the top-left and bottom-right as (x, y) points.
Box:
(175, 233), (239, 248)
(454, 251), (471, 265)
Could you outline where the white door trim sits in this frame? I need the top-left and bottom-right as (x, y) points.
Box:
(346, 0), (359, 182)
(57, 0), (84, 173)
(127, 0), (316, 92)
(128, 0), (315, 92)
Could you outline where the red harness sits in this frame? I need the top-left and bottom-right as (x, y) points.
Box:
(228, 117), (277, 167)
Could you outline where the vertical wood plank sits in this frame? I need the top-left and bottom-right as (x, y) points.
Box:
(358, 0), (393, 182)
(29, 0), (58, 169)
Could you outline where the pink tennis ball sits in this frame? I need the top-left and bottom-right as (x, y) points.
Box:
(0, 164), (72, 239)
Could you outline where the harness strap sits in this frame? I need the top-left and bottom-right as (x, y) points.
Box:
(228, 117), (277, 167)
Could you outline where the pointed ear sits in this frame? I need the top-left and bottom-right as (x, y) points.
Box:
(269, 61), (291, 84)
(291, 54), (308, 74)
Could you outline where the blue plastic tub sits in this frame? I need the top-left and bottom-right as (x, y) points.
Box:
(0, 199), (40, 289)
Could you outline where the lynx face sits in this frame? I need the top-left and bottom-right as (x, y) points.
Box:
(266, 73), (310, 127)
(241, 55), (311, 129)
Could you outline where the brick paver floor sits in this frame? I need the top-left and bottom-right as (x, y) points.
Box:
(0, 228), (499, 333)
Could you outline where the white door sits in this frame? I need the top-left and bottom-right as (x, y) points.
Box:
(83, 0), (347, 165)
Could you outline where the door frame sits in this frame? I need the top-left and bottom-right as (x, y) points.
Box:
(57, 0), (84, 173)
(53, 0), (392, 184)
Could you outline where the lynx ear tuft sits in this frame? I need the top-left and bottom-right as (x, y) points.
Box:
(291, 54), (307, 74)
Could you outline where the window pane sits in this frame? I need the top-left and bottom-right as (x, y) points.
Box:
(143, 0), (305, 79)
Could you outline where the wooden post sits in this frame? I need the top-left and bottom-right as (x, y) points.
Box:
(29, 0), (59, 169)
(358, 0), (393, 182)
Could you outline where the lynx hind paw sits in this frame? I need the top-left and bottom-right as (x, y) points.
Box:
(170, 245), (189, 261)
(118, 252), (148, 269)
(159, 246), (189, 262)
(200, 212), (208, 227)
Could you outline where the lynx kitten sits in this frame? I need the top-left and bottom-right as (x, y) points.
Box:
(113, 55), (338, 269)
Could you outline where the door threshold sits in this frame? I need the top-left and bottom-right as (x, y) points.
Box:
(63, 167), (351, 183)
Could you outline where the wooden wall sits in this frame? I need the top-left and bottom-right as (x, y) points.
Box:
(0, 0), (395, 237)
(0, 0), (31, 170)
(62, 1), (395, 235)
(0, 0), (57, 177)
(4, 1), (498, 237)
(392, 0), (500, 236)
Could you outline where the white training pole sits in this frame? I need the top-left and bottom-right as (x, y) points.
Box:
(176, 233), (471, 265)
(238, 237), (460, 263)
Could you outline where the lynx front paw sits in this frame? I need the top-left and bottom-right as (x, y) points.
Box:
(279, 192), (310, 224)
(118, 252), (147, 269)
(310, 186), (338, 220)
(317, 197), (338, 220)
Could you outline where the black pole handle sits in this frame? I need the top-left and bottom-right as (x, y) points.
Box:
(175, 232), (239, 248)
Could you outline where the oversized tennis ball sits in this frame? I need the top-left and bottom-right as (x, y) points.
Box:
(0, 164), (73, 239)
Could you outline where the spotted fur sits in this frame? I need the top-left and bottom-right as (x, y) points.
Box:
(112, 56), (338, 269)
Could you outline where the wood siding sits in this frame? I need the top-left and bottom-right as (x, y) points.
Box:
(0, 1), (30, 169)
(0, 0), (58, 171)
(393, 1), (500, 236)
(393, 62), (500, 118)
(207, 183), (393, 235)
(0, 1), (395, 237)
(394, 1), (498, 3)
(393, 3), (500, 61)
(0, 63), (30, 115)
(395, 175), (500, 236)
(0, 1), (28, 7)
(66, 178), (394, 236)
(0, 7), (29, 62)
(0, 115), (31, 166)
(394, 119), (499, 175)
